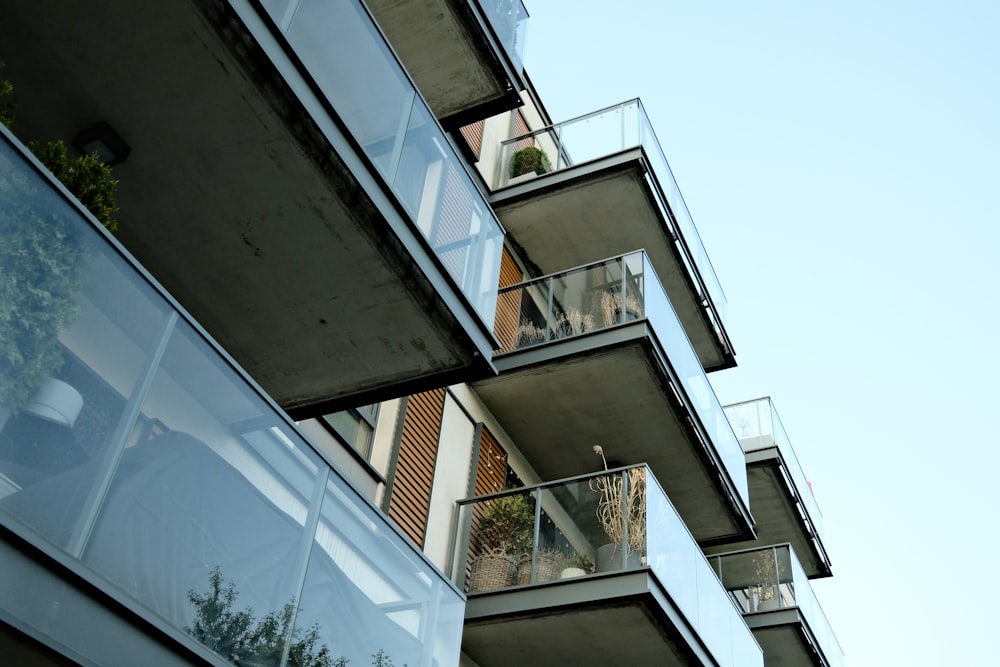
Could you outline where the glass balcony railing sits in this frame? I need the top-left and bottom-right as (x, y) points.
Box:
(260, 0), (504, 329)
(478, 0), (530, 74)
(0, 129), (462, 667)
(709, 545), (844, 667)
(452, 466), (762, 667)
(494, 251), (748, 506)
(724, 398), (824, 538)
(495, 99), (726, 328)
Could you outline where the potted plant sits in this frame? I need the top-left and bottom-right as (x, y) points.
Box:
(559, 552), (595, 579)
(467, 491), (534, 592)
(517, 547), (563, 585)
(590, 446), (646, 572)
(600, 290), (643, 327)
(0, 69), (117, 406)
(514, 320), (547, 349)
(552, 307), (594, 339)
(509, 146), (552, 179)
(749, 548), (785, 612)
(0, 68), (117, 429)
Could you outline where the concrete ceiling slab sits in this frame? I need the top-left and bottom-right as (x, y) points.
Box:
(472, 325), (746, 542)
(0, 0), (493, 413)
(365, 0), (521, 124)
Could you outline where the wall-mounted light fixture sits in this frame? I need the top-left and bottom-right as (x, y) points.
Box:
(73, 121), (131, 165)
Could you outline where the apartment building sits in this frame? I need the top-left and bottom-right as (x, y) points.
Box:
(0, 0), (841, 665)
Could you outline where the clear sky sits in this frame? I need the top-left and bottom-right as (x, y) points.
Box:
(525, 2), (1000, 665)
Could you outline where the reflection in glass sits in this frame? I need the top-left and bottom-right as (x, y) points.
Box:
(0, 132), (463, 666)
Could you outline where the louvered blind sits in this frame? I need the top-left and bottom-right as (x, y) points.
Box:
(387, 388), (446, 547)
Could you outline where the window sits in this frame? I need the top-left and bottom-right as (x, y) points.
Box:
(321, 404), (379, 460)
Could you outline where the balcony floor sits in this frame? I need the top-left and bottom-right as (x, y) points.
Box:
(491, 151), (734, 371)
(472, 323), (751, 543)
(0, 0), (494, 413)
(463, 571), (716, 667)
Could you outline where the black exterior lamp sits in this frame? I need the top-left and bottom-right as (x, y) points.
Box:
(73, 121), (131, 165)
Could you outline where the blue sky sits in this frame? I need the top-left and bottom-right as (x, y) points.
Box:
(525, 2), (1000, 664)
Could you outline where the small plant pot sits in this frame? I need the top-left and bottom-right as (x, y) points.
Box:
(468, 551), (517, 592)
(560, 567), (586, 579)
(595, 543), (643, 573)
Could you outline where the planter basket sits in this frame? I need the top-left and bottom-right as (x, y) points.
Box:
(517, 551), (562, 585)
(469, 551), (517, 592)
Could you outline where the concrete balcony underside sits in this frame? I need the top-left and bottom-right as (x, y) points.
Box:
(366, 0), (522, 125)
(746, 610), (830, 667)
(491, 150), (733, 372)
(0, 0), (495, 415)
(463, 571), (717, 667)
(704, 450), (832, 578)
(471, 324), (751, 543)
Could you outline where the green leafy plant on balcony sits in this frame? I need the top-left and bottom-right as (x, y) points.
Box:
(0, 62), (120, 413)
(0, 62), (13, 128)
(509, 145), (552, 178)
(468, 492), (534, 592)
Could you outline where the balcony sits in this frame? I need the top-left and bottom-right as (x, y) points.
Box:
(450, 467), (763, 667)
(366, 0), (529, 125)
(0, 0), (504, 416)
(704, 398), (832, 578)
(471, 252), (752, 543)
(708, 546), (844, 667)
(0, 128), (463, 666)
(489, 99), (733, 371)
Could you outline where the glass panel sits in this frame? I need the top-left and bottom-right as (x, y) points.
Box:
(496, 99), (728, 330)
(477, 0), (530, 73)
(77, 319), (321, 664)
(275, 0), (504, 329)
(0, 146), (171, 549)
(455, 467), (761, 667)
(294, 474), (463, 667)
(283, 0), (412, 180)
(0, 131), (465, 667)
(640, 254), (749, 506)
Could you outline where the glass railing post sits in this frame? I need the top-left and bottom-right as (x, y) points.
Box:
(67, 310), (178, 558)
(279, 465), (330, 667)
(545, 275), (555, 341)
(530, 488), (543, 584)
(388, 91), (416, 188)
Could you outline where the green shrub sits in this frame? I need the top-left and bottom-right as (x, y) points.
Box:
(510, 146), (552, 177)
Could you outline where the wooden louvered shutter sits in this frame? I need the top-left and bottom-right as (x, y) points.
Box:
(512, 111), (533, 151)
(387, 388), (446, 547)
(462, 427), (510, 586)
(474, 427), (509, 497)
(493, 246), (524, 352)
(459, 120), (485, 160)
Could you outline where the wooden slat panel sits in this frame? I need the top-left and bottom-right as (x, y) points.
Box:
(459, 120), (485, 160)
(512, 111), (533, 151)
(387, 388), (446, 547)
(463, 428), (511, 587)
(493, 247), (524, 352)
